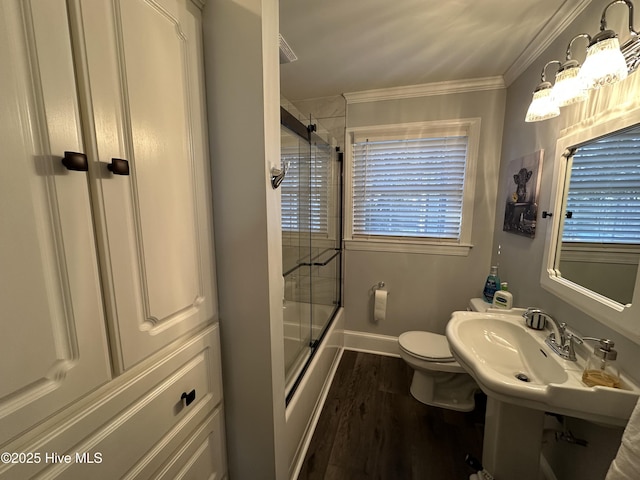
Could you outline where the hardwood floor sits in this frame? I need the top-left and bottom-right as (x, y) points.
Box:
(298, 350), (486, 480)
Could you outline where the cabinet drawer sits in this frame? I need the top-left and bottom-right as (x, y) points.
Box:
(149, 408), (227, 480)
(42, 329), (221, 480)
(0, 325), (222, 480)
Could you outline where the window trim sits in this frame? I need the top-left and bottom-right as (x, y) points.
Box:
(344, 119), (481, 255)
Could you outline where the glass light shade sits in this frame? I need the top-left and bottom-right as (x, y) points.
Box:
(553, 65), (588, 107)
(525, 83), (560, 122)
(579, 35), (628, 89)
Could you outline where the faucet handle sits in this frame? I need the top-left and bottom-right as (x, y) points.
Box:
(566, 333), (583, 361)
(523, 308), (547, 330)
(581, 336), (615, 349)
(568, 333), (584, 345)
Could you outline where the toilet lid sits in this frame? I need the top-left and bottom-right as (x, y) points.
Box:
(398, 331), (455, 361)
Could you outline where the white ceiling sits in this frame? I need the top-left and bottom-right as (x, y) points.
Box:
(279, 0), (592, 100)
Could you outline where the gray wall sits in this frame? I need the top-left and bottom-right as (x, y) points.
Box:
(343, 89), (506, 336)
(203, 0), (288, 478)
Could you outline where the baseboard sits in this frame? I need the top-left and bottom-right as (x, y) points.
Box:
(343, 330), (400, 357)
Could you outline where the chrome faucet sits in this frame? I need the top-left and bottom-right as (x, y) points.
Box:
(546, 314), (567, 348)
(523, 308), (577, 361)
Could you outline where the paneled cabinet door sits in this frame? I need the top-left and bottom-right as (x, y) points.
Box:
(75, 0), (217, 371)
(0, 0), (111, 447)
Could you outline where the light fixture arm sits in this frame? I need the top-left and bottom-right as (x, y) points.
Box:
(540, 60), (562, 82)
(600, 0), (638, 36)
(566, 33), (592, 60)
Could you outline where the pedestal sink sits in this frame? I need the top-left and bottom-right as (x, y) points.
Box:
(445, 310), (640, 480)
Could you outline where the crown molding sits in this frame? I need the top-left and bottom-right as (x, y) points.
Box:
(343, 76), (505, 104)
(503, 0), (593, 86)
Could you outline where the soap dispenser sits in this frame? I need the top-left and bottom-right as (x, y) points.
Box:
(581, 339), (621, 389)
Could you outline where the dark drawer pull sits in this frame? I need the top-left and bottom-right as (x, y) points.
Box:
(62, 151), (88, 171)
(181, 389), (196, 407)
(108, 158), (130, 175)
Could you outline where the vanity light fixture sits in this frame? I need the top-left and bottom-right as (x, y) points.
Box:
(579, 0), (637, 89)
(553, 34), (591, 107)
(525, 1), (640, 123)
(525, 61), (562, 123)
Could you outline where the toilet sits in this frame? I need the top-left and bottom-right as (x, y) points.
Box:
(398, 298), (486, 411)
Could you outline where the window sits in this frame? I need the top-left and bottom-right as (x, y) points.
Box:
(345, 120), (480, 254)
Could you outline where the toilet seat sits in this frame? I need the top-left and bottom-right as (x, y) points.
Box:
(398, 331), (455, 362)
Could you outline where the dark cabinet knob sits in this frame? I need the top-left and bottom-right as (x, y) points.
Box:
(62, 151), (88, 171)
(108, 158), (130, 176)
(181, 389), (196, 407)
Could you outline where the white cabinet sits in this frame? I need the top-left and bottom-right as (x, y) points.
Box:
(0, 0), (223, 477)
(0, 0), (112, 449)
(75, 0), (217, 372)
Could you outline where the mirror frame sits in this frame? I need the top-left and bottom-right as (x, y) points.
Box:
(542, 103), (640, 341)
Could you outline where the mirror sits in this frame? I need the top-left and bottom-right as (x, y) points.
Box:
(542, 104), (640, 340)
(556, 124), (640, 305)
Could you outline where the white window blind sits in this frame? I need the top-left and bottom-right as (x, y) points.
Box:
(351, 134), (469, 239)
(563, 130), (640, 244)
(281, 142), (331, 234)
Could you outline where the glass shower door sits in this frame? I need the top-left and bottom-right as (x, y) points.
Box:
(309, 133), (341, 347)
(280, 108), (342, 398)
(281, 124), (313, 389)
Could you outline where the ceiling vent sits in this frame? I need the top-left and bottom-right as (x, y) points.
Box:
(279, 33), (298, 64)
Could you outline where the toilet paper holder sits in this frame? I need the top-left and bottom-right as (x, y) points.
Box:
(371, 281), (389, 294)
(371, 282), (389, 323)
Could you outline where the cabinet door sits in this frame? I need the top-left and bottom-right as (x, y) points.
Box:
(0, 0), (111, 447)
(76, 0), (217, 371)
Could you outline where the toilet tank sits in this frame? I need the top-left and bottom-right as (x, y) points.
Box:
(468, 297), (525, 315)
(468, 297), (490, 312)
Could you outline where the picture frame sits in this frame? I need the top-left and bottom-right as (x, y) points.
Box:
(502, 150), (544, 238)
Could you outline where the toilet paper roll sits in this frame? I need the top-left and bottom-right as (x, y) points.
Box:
(374, 289), (387, 323)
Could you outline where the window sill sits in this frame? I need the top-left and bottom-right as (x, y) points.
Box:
(344, 239), (473, 256)
(560, 243), (640, 265)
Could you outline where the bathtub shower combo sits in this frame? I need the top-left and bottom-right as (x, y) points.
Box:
(280, 107), (343, 401)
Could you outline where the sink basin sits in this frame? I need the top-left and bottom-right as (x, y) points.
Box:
(453, 315), (568, 386)
(446, 310), (640, 426)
